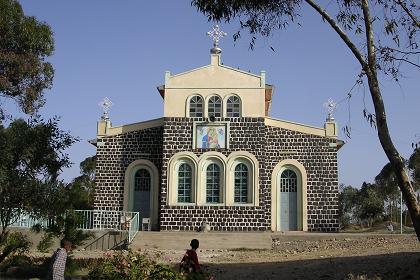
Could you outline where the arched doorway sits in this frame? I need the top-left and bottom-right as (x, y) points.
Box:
(124, 160), (159, 230)
(271, 159), (308, 231)
(278, 169), (298, 231)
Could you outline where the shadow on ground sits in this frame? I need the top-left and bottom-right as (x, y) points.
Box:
(204, 252), (420, 280)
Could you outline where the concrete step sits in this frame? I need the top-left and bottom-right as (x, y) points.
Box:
(130, 231), (272, 250)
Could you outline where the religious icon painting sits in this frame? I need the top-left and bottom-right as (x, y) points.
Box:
(196, 125), (226, 149)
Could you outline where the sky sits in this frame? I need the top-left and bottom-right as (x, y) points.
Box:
(12, 0), (420, 188)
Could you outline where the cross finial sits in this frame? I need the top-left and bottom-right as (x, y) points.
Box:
(207, 25), (227, 54)
(99, 97), (113, 120)
(324, 98), (337, 121)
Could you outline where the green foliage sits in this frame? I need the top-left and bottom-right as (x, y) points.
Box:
(338, 184), (360, 227)
(357, 183), (384, 225)
(150, 264), (183, 280)
(0, 254), (32, 272)
(37, 232), (55, 253)
(375, 163), (400, 200)
(38, 210), (93, 248)
(0, 232), (31, 264)
(88, 250), (184, 280)
(65, 155), (96, 210)
(338, 183), (385, 228)
(0, 0), (55, 118)
(80, 155), (96, 178)
(0, 117), (77, 246)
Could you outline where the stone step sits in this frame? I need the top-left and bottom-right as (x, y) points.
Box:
(130, 231), (272, 250)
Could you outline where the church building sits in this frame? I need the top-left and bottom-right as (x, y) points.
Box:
(93, 26), (342, 232)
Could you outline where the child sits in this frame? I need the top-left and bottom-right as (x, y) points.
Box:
(47, 239), (72, 280)
(180, 239), (200, 274)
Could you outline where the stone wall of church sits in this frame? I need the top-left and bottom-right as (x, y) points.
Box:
(160, 117), (269, 231)
(94, 126), (163, 211)
(264, 126), (339, 232)
(160, 117), (339, 232)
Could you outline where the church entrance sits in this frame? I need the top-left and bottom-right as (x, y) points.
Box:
(278, 169), (298, 231)
(133, 168), (151, 226)
(124, 159), (159, 231)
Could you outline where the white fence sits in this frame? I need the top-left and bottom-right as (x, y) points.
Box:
(9, 213), (54, 229)
(9, 210), (140, 243)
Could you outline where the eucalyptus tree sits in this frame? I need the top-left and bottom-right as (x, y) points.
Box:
(0, 118), (76, 247)
(0, 0), (54, 120)
(192, 0), (420, 240)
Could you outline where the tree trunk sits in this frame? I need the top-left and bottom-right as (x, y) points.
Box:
(390, 199), (393, 223)
(361, 0), (420, 241)
(364, 66), (420, 241)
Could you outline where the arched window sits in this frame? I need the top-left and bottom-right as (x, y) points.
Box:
(280, 169), (297, 192)
(208, 96), (222, 118)
(177, 163), (192, 203)
(234, 163), (248, 203)
(226, 96), (241, 117)
(206, 163), (220, 203)
(189, 96), (203, 117)
(134, 168), (151, 191)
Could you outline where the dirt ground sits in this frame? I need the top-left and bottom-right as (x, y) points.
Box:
(10, 234), (420, 280)
(198, 235), (420, 280)
(140, 234), (420, 280)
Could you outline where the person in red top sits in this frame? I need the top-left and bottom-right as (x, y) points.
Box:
(180, 239), (200, 274)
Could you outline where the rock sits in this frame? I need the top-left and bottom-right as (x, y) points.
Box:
(200, 222), (211, 232)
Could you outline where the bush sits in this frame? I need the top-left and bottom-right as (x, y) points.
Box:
(149, 263), (183, 280)
(0, 255), (32, 272)
(339, 214), (351, 229)
(0, 232), (31, 264)
(37, 232), (55, 253)
(0, 254), (46, 278)
(88, 250), (183, 280)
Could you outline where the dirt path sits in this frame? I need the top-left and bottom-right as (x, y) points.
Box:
(199, 235), (420, 280)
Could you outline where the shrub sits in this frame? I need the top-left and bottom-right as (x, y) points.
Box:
(37, 232), (55, 253)
(88, 250), (183, 280)
(0, 255), (32, 272)
(0, 232), (31, 264)
(149, 264), (183, 280)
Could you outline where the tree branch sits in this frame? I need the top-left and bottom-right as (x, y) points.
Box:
(379, 47), (420, 55)
(361, 0), (376, 74)
(304, 0), (368, 70)
(392, 57), (420, 68)
(395, 0), (420, 28)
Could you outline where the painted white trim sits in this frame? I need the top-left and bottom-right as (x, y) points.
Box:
(205, 94), (223, 118)
(167, 152), (199, 206)
(123, 159), (159, 230)
(226, 151), (259, 206)
(166, 151), (260, 208)
(185, 94), (205, 118)
(223, 94), (242, 118)
(166, 60), (262, 80)
(197, 152), (227, 205)
(105, 118), (164, 136)
(271, 159), (308, 231)
(264, 117), (326, 137)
